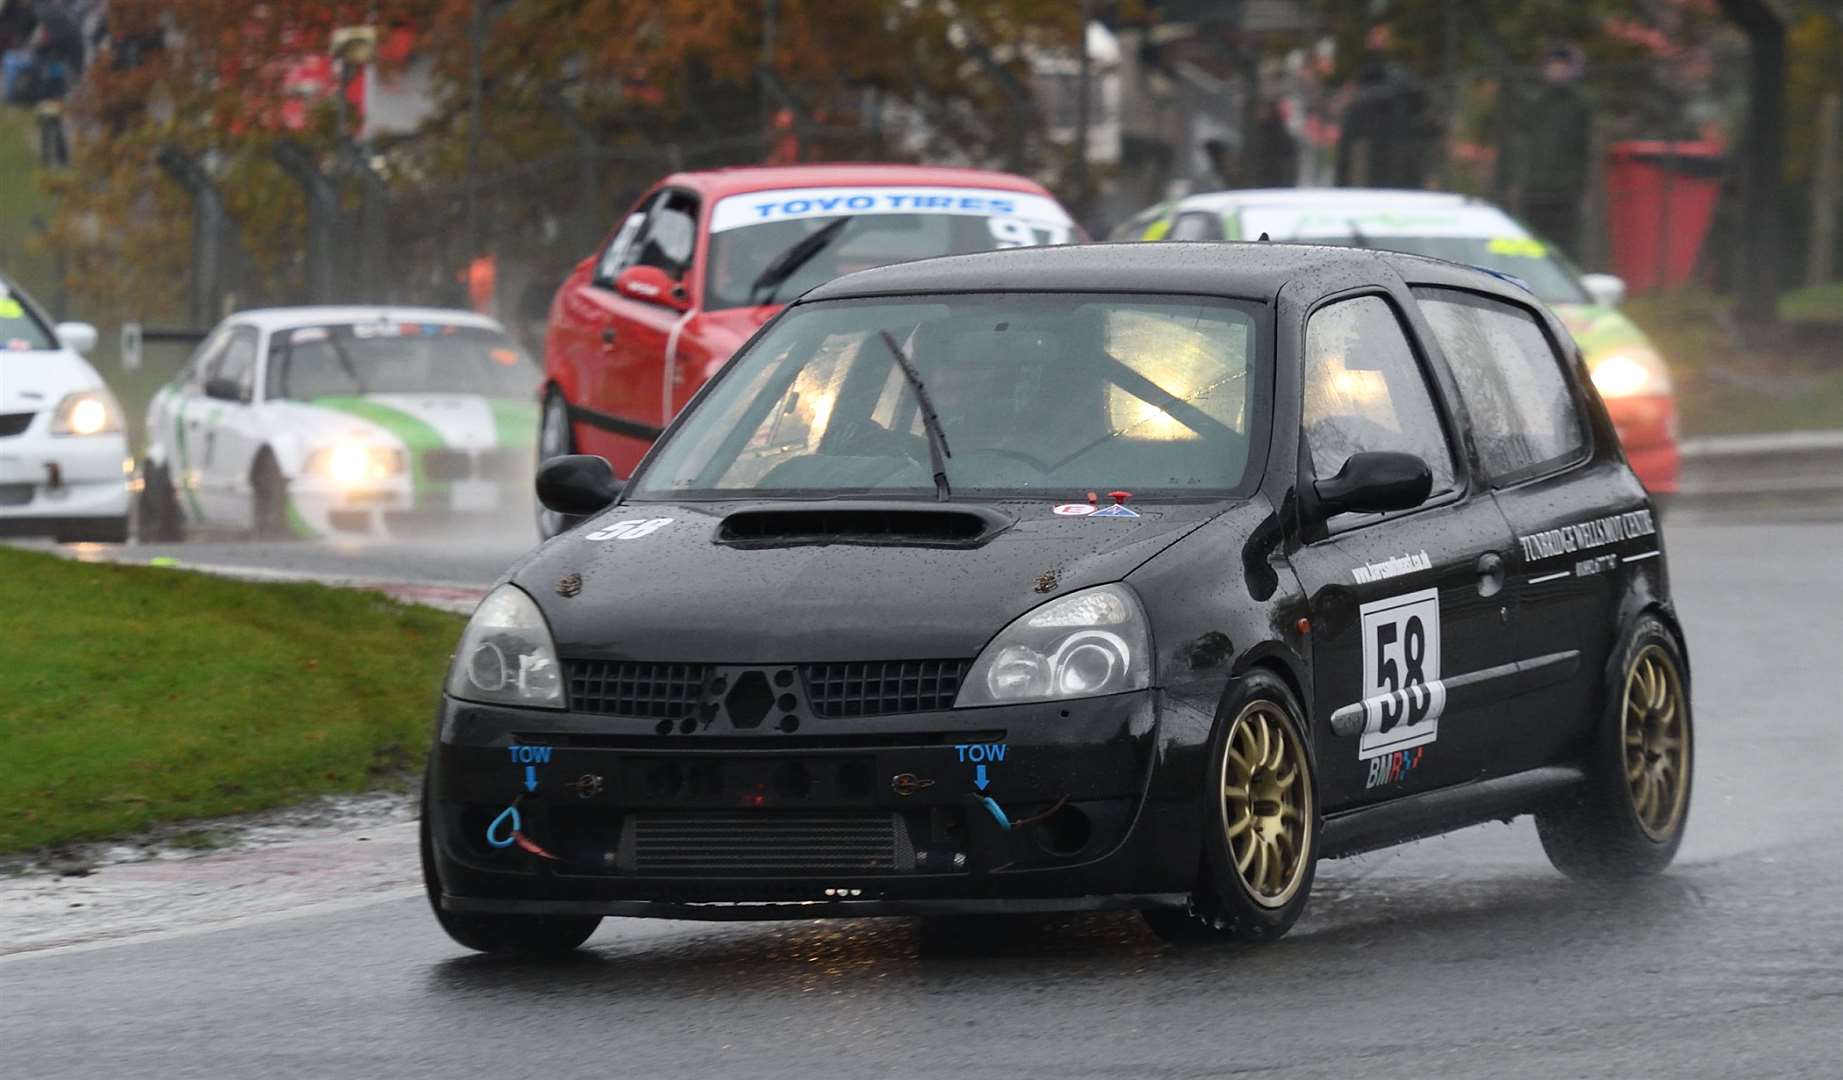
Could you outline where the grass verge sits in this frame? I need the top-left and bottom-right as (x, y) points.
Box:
(0, 547), (465, 852)
(1623, 287), (1843, 438)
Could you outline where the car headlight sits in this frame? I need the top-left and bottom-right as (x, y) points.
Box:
(49, 390), (123, 436)
(446, 584), (565, 709)
(956, 583), (1152, 706)
(1590, 347), (1672, 399)
(305, 443), (406, 486)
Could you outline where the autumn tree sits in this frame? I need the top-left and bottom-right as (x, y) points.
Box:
(49, 0), (1082, 319)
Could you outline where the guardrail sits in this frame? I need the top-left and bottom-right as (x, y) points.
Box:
(1675, 430), (1843, 521)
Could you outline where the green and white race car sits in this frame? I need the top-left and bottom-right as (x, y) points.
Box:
(139, 307), (540, 540)
(1106, 189), (1679, 496)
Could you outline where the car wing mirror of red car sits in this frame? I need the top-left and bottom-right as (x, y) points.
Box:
(536, 454), (624, 517)
(1312, 450), (1432, 517)
(616, 265), (690, 312)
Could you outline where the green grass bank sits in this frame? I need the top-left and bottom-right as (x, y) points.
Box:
(0, 548), (465, 852)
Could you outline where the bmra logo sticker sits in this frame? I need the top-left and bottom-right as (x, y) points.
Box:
(1356, 587), (1447, 760)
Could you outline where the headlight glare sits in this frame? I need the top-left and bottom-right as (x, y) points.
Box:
(1591, 347), (1672, 399)
(958, 584), (1151, 706)
(307, 443), (405, 486)
(50, 390), (123, 436)
(446, 584), (564, 708)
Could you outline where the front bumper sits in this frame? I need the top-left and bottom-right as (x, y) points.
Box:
(0, 427), (130, 533)
(290, 479), (530, 538)
(427, 687), (1205, 916)
(1605, 394), (1680, 494)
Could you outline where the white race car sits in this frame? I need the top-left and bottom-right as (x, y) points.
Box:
(0, 275), (129, 542)
(139, 307), (541, 540)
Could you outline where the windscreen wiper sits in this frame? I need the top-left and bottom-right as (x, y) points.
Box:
(878, 330), (952, 502)
(748, 216), (855, 306)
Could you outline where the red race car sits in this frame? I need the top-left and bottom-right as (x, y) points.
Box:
(538, 164), (1078, 533)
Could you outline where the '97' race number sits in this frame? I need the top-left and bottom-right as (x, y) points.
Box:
(1357, 588), (1447, 760)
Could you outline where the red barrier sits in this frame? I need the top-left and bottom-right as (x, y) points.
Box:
(1605, 140), (1725, 293)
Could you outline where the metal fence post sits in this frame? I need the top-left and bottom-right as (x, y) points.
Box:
(154, 145), (238, 325)
(271, 140), (340, 303)
(338, 141), (392, 301)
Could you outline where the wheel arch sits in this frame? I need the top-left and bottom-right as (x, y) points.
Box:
(1611, 587), (1689, 686)
(1228, 647), (1312, 728)
(1224, 646), (1319, 778)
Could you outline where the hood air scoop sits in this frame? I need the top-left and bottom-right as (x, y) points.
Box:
(717, 502), (1013, 548)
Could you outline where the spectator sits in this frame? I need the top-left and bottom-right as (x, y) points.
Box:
(1520, 45), (1593, 260)
(1335, 24), (1435, 189)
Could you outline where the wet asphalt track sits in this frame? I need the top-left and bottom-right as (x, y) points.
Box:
(4, 520), (1841, 1079)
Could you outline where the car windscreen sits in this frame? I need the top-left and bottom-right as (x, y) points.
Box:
(267, 323), (537, 399)
(632, 292), (1263, 501)
(1298, 235), (1590, 305)
(704, 186), (1075, 311)
(0, 283), (56, 352)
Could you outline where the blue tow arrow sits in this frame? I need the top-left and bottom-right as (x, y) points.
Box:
(523, 765), (538, 792)
(974, 764), (989, 792)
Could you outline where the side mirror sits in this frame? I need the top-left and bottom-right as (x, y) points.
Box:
(615, 265), (690, 312)
(203, 376), (245, 403)
(1580, 273), (1627, 309)
(537, 454), (623, 517)
(1314, 451), (1432, 517)
(56, 321), (98, 355)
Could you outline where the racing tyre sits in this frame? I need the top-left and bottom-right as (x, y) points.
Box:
(535, 387), (584, 539)
(134, 459), (184, 543)
(251, 452), (291, 540)
(1144, 671), (1318, 944)
(1535, 614), (1691, 879)
(419, 778), (601, 956)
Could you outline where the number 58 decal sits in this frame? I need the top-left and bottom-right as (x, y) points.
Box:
(1357, 588), (1448, 760)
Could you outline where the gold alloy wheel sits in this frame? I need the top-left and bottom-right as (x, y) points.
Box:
(1220, 701), (1313, 909)
(1622, 644), (1690, 841)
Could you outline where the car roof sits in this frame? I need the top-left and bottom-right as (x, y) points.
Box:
(1172, 188), (1527, 242)
(653, 163), (1058, 201)
(800, 240), (1535, 308)
(225, 306), (507, 334)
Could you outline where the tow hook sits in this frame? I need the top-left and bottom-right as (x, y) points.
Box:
(485, 798), (562, 861)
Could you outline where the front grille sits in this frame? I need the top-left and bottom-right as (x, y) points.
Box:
(0, 412), (34, 437)
(803, 660), (969, 718)
(630, 811), (901, 873)
(568, 660), (709, 719)
(421, 449), (472, 481)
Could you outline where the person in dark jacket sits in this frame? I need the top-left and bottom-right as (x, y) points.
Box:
(1335, 24), (1435, 189)
(1520, 46), (1593, 260)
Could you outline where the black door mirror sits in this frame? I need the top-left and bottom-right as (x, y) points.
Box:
(536, 454), (623, 517)
(1314, 451), (1432, 516)
(203, 376), (245, 403)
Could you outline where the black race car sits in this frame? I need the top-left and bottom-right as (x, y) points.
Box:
(423, 242), (1692, 953)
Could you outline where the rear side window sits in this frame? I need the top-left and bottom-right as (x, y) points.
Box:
(0, 283), (55, 351)
(1167, 212), (1223, 241)
(629, 191), (699, 280)
(211, 327), (260, 400)
(1414, 288), (1587, 484)
(594, 197), (655, 284)
(1303, 295), (1457, 504)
